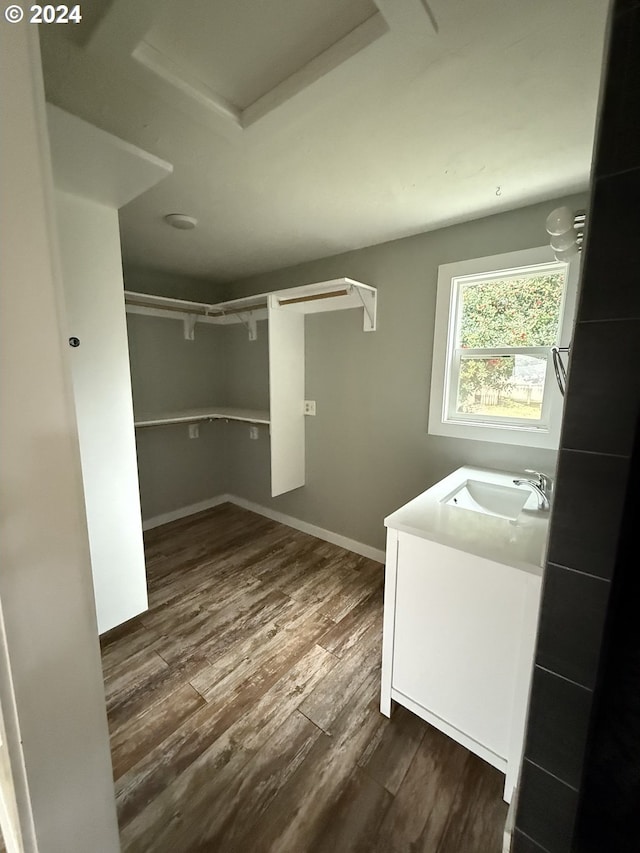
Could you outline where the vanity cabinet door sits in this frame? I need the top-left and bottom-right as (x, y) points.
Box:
(392, 532), (528, 761)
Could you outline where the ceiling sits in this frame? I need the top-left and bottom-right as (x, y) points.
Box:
(39, 0), (610, 283)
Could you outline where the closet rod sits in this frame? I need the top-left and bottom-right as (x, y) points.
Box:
(126, 297), (267, 317)
(125, 297), (222, 317)
(278, 288), (349, 306)
(220, 302), (267, 314)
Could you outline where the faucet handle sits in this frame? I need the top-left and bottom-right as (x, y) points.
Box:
(525, 469), (552, 492)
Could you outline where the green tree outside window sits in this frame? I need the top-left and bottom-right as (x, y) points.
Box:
(456, 273), (564, 415)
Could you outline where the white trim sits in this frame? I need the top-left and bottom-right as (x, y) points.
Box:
(0, 788), (21, 853)
(390, 688), (508, 776)
(142, 494), (385, 563)
(380, 528), (399, 716)
(227, 496), (386, 563)
(133, 41), (243, 128)
(131, 14), (389, 131)
(429, 245), (580, 449)
(503, 795), (517, 853)
(504, 573), (544, 803)
(142, 495), (230, 530)
(0, 607), (25, 853)
(242, 14), (389, 128)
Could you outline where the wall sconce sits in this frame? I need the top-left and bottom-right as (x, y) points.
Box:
(545, 206), (585, 261)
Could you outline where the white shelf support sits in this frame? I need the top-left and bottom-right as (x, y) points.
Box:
(248, 313), (257, 341)
(354, 285), (377, 331)
(235, 311), (258, 341)
(183, 313), (197, 341)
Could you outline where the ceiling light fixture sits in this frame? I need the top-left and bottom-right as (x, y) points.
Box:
(164, 213), (198, 230)
(545, 206), (585, 261)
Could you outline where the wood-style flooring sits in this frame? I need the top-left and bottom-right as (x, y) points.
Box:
(101, 503), (507, 852)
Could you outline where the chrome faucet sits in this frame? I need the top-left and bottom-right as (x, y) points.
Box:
(513, 469), (552, 511)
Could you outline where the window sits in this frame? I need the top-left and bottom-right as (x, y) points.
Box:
(429, 246), (579, 448)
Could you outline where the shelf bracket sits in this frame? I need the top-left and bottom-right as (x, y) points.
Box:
(235, 311), (258, 341)
(183, 313), (197, 341)
(353, 287), (377, 332)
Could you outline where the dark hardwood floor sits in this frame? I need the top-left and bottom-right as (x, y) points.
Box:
(101, 503), (507, 852)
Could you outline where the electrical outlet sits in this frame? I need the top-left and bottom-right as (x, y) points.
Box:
(188, 423), (199, 439)
(304, 400), (316, 416)
(249, 425), (259, 440)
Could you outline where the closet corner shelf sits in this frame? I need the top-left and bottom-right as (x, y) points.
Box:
(134, 407), (270, 429)
(124, 277), (377, 336)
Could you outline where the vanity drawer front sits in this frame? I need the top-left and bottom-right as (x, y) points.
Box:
(392, 532), (527, 760)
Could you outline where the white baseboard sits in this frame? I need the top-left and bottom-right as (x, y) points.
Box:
(143, 493), (385, 564)
(142, 495), (230, 530)
(503, 786), (518, 852)
(228, 495), (385, 563)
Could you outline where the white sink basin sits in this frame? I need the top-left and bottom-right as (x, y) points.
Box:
(442, 479), (530, 521)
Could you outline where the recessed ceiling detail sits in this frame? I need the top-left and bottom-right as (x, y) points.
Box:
(86, 0), (437, 129)
(145, 0), (379, 110)
(133, 9), (389, 129)
(41, 0), (609, 282)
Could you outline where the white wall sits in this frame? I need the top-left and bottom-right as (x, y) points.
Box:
(0, 23), (119, 852)
(56, 190), (148, 634)
(0, 657), (22, 853)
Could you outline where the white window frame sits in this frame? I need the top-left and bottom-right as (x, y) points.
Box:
(428, 246), (580, 449)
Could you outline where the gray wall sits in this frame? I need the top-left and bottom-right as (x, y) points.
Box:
(124, 269), (273, 520)
(125, 192), (587, 548)
(222, 192), (587, 551)
(126, 314), (230, 519)
(124, 269), (229, 520)
(124, 266), (226, 302)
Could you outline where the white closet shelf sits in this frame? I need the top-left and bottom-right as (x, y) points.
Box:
(124, 277), (377, 335)
(128, 278), (376, 496)
(134, 407), (270, 428)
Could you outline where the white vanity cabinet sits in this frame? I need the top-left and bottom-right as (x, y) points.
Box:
(380, 467), (545, 802)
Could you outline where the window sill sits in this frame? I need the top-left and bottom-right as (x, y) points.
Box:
(428, 416), (559, 449)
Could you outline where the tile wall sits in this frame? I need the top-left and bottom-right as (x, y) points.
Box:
(514, 1), (640, 850)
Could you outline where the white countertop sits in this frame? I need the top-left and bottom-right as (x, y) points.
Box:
(384, 466), (549, 576)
